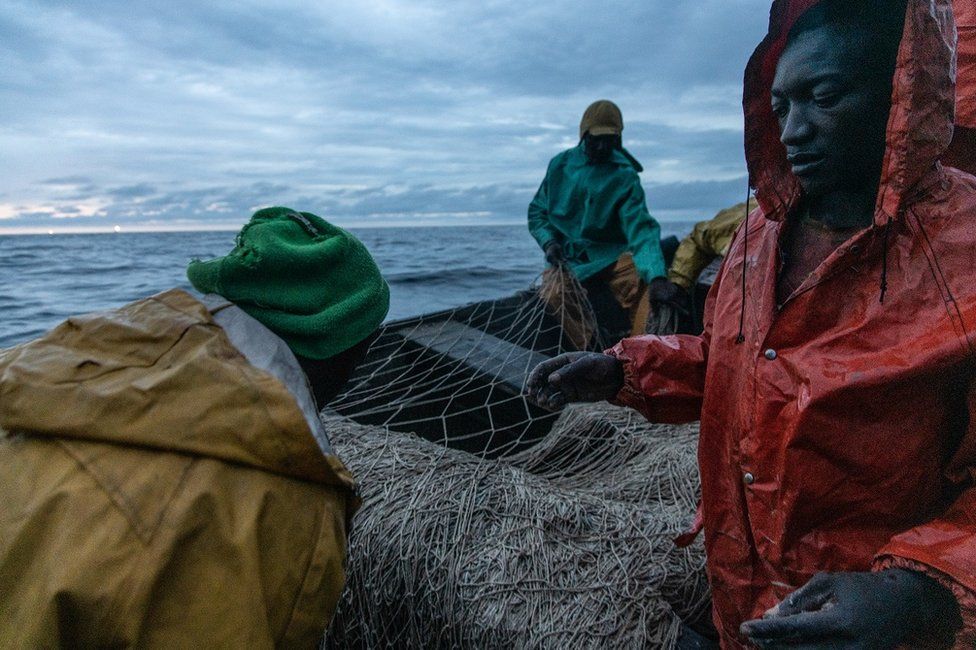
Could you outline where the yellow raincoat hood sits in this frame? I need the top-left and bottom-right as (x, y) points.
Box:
(0, 289), (356, 648)
(0, 288), (354, 491)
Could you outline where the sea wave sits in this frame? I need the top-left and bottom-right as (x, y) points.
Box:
(386, 265), (537, 285)
(0, 222), (697, 347)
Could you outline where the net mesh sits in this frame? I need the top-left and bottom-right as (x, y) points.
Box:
(325, 270), (708, 648)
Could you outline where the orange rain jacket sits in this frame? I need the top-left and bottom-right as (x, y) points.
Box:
(943, 0), (976, 174)
(608, 1), (976, 646)
(955, 0), (975, 128)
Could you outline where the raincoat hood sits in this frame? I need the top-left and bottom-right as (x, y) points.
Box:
(614, 146), (644, 173)
(955, 0), (976, 127)
(581, 141), (645, 172)
(744, 0), (958, 227)
(0, 289), (353, 490)
(0, 289), (356, 647)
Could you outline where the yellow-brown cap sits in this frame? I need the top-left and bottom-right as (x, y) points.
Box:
(579, 100), (623, 138)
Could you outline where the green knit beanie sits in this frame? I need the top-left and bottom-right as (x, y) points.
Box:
(187, 207), (390, 360)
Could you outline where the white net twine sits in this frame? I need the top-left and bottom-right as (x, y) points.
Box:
(325, 270), (709, 648)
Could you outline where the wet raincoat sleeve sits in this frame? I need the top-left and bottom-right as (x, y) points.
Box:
(528, 172), (558, 252)
(874, 384), (976, 645)
(605, 256), (721, 423)
(620, 180), (666, 283)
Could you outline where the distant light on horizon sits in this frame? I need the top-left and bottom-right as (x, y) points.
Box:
(113, 225), (122, 233)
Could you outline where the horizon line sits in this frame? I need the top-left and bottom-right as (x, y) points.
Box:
(0, 215), (701, 236)
(0, 220), (523, 236)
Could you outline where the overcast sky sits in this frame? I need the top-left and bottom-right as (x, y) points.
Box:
(0, 1), (771, 234)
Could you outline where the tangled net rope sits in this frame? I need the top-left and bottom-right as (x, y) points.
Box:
(325, 269), (708, 648)
(537, 265), (608, 351)
(645, 301), (681, 337)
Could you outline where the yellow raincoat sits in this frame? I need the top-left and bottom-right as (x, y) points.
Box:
(666, 199), (755, 290)
(0, 289), (357, 648)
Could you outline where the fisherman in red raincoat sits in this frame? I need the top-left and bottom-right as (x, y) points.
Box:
(528, 0), (976, 647)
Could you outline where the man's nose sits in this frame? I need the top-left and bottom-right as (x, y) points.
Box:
(779, 104), (815, 146)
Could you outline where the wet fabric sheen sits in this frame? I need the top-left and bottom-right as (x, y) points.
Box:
(609, 1), (976, 646)
(0, 289), (356, 647)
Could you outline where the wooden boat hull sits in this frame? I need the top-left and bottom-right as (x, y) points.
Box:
(332, 256), (716, 457)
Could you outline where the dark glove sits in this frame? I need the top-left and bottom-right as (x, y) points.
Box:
(647, 277), (689, 310)
(645, 277), (693, 334)
(544, 241), (565, 266)
(740, 569), (961, 649)
(524, 352), (624, 411)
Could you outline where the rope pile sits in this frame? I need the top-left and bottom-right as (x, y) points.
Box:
(325, 269), (709, 647)
(323, 403), (709, 649)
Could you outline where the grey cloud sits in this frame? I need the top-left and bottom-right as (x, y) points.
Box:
(1, 0), (772, 232)
(627, 123), (746, 177)
(108, 183), (157, 198)
(38, 176), (95, 186)
(16, 210), (57, 220)
(646, 177), (750, 213)
(3, 173), (748, 230)
(33, 177), (100, 201)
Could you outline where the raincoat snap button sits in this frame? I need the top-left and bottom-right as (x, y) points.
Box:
(743, 472), (755, 485)
(764, 348), (777, 360)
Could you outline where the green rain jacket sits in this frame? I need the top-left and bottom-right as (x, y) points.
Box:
(527, 143), (665, 283)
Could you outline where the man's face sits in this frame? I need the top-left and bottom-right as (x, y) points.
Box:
(771, 25), (894, 198)
(584, 133), (620, 165)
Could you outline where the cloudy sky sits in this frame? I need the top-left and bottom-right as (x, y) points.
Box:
(0, 1), (771, 234)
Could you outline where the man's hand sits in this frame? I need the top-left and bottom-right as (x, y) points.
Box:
(646, 278), (693, 334)
(648, 277), (689, 310)
(544, 241), (565, 266)
(740, 570), (960, 649)
(524, 352), (624, 411)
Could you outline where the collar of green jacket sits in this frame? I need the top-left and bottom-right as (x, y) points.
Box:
(0, 289), (354, 491)
(576, 141), (645, 172)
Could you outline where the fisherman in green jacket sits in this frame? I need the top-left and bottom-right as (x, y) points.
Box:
(528, 100), (666, 343)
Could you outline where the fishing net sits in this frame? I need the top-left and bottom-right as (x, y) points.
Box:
(326, 270), (709, 648)
(645, 301), (681, 336)
(537, 265), (602, 350)
(331, 268), (609, 459)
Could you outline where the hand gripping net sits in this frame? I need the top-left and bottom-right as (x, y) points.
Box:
(325, 269), (709, 648)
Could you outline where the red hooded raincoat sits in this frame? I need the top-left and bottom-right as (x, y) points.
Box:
(943, 0), (976, 173)
(954, 0), (976, 128)
(609, 1), (976, 646)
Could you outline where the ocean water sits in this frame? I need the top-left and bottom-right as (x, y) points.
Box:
(0, 223), (696, 348)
